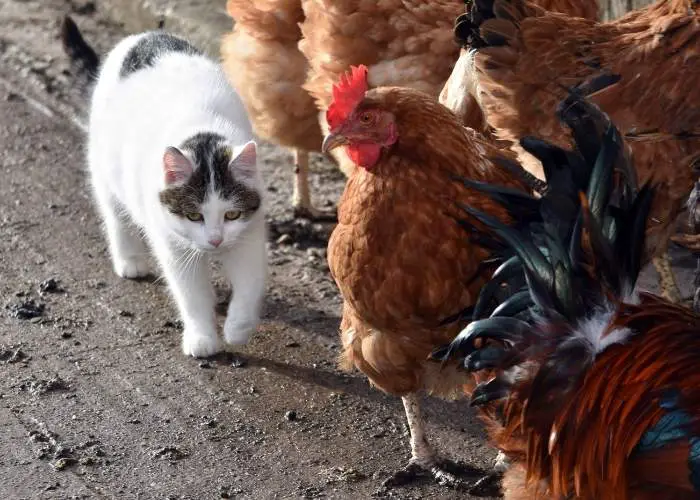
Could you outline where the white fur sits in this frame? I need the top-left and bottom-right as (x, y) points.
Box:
(88, 33), (267, 358)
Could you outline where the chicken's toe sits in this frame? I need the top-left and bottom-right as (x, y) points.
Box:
(468, 471), (503, 496)
(380, 457), (490, 492)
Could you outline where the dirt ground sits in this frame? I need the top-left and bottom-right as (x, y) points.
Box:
(0, 1), (696, 499)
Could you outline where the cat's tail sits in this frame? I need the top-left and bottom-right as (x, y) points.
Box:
(60, 16), (100, 96)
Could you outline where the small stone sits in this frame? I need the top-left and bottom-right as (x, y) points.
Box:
(285, 341), (300, 348)
(51, 457), (77, 471)
(276, 234), (293, 245)
(60, 332), (72, 339)
(53, 445), (72, 459)
(9, 300), (45, 320)
(152, 446), (189, 461)
(198, 361), (211, 369)
(39, 278), (63, 294)
(230, 356), (247, 368)
(285, 410), (297, 422)
(118, 310), (134, 318)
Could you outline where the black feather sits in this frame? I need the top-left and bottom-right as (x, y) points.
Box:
(470, 378), (512, 407)
(472, 256), (524, 319)
(437, 85), (656, 413)
(464, 346), (509, 371)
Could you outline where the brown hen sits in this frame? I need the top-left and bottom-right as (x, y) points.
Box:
(444, 0), (700, 302)
(323, 65), (529, 489)
(300, 0), (466, 179)
(221, 0), (333, 220)
(440, 0), (600, 130)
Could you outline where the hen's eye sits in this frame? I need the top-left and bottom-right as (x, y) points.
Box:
(359, 112), (373, 124)
(224, 210), (242, 221)
(185, 212), (203, 222)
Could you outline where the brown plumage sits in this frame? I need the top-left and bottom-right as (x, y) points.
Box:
(436, 92), (700, 499)
(299, 0), (465, 177)
(222, 0), (319, 154)
(452, 0), (700, 301)
(323, 68), (528, 486)
(439, 0), (600, 130)
(483, 297), (700, 500)
(221, 0), (601, 219)
(221, 0), (333, 220)
(330, 98), (514, 396)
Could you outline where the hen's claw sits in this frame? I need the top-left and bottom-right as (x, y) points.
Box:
(381, 458), (469, 490)
(468, 471), (503, 496)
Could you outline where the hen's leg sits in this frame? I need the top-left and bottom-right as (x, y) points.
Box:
(694, 256), (700, 313)
(653, 251), (681, 303)
(292, 149), (336, 222)
(382, 394), (469, 490)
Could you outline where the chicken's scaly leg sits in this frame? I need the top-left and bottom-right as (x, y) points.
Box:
(291, 149), (337, 222)
(382, 394), (490, 491)
(694, 257), (700, 313)
(690, 182), (700, 313)
(652, 251), (681, 303)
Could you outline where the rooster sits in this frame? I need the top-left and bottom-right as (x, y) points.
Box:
(434, 90), (700, 499)
(442, 0), (700, 304)
(320, 63), (611, 489)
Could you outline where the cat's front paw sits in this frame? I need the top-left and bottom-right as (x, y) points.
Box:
(223, 316), (259, 345)
(113, 256), (150, 279)
(182, 329), (223, 358)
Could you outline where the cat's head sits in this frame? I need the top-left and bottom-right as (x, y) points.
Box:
(158, 133), (262, 251)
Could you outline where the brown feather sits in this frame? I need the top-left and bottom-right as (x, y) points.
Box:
(221, 0), (322, 152)
(486, 294), (700, 499)
(327, 88), (527, 398)
(472, 0), (700, 263)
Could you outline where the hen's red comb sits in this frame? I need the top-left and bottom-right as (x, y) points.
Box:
(326, 65), (368, 131)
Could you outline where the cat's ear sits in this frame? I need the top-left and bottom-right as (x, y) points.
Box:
(229, 141), (257, 179)
(163, 147), (193, 185)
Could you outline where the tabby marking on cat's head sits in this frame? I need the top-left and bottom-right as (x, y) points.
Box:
(158, 133), (261, 251)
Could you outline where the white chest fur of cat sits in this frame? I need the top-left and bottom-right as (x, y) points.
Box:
(88, 31), (267, 358)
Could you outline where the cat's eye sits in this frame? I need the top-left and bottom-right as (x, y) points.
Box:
(224, 210), (242, 221)
(185, 212), (203, 222)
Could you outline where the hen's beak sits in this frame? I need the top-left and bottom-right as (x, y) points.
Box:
(321, 132), (349, 153)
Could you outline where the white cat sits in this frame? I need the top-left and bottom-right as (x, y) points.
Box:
(84, 30), (267, 357)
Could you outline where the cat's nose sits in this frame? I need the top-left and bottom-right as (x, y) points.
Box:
(208, 237), (223, 248)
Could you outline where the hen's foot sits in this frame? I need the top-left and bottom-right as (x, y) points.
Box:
(468, 470), (504, 496)
(293, 204), (337, 223)
(381, 457), (489, 492)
